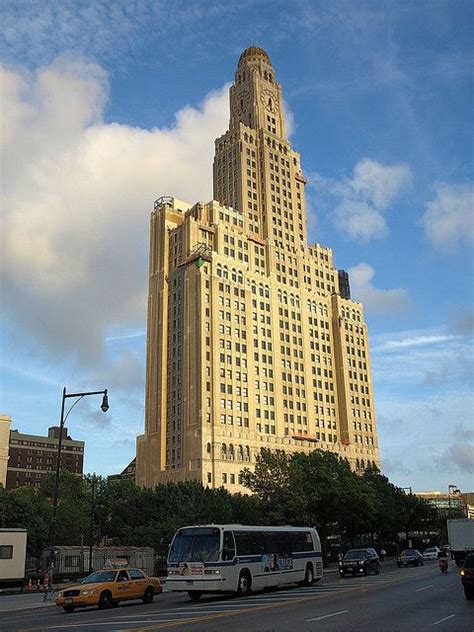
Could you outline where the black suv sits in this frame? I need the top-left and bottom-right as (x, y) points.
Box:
(339, 548), (380, 577)
(461, 553), (474, 600)
(397, 549), (424, 567)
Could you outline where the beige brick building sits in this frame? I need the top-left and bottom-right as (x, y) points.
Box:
(0, 414), (11, 488)
(136, 47), (380, 492)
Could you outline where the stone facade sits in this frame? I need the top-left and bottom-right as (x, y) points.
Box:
(136, 47), (380, 492)
(0, 414), (11, 488)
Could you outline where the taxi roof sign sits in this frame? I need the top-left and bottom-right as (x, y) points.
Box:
(104, 558), (130, 568)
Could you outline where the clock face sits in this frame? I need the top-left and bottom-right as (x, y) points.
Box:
(260, 89), (278, 112)
(234, 90), (250, 113)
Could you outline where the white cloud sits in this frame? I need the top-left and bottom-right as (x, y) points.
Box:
(335, 200), (387, 242)
(312, 158), (412, 242)
(370, 326), (474, 387)
(421, 183), (474, 249)
(0, 58), (229, 367)
(350, 158), (412, 211)
(348, 263), (411, 313)
(374, 335), (455, 352)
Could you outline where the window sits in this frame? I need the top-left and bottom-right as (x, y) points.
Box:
(129, 569), (145, 580)
(0, 545), (13, 559)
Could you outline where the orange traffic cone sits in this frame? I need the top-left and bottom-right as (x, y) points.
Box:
(27, 579), (32, 591)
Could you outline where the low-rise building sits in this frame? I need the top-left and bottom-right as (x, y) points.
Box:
(6, 426), (84, 490)
(416, 491), (465, 514)
(108, 458), (136, 482)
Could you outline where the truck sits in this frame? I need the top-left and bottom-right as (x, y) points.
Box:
(447, 518), (474, 566)
(0, 528), (27, 589)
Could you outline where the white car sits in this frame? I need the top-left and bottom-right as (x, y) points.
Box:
(423, 546), (441, 560)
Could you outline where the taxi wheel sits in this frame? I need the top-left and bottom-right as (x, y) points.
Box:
(63, 606), (75, 613)
(143, 587), (154, 604)
(98, 591), (113, 609)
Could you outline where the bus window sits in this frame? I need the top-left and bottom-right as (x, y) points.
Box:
(290, 531), (314, 552)
(234, 531), (265, 555)
(222, 531), (236, 560)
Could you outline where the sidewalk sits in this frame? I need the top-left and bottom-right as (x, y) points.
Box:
(0, 591), (56, 613)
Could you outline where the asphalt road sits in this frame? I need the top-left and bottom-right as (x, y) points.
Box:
(0, 562), (472, 632)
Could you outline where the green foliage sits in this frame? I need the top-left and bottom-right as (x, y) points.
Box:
(0, 451), (437, 560)
(243, 448), (437, 546)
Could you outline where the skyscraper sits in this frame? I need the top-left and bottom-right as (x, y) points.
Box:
(136, 47), (380, 491)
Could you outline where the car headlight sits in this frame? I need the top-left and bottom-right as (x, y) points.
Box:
(460, 570), (465, 576)
(358, 561), (365, 565)
(57, 592), (63, 598)
(204, 569), (221, 575)
(80, 589), (95, 595)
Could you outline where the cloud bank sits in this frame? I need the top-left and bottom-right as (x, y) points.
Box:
(311, 158), (412, 242)
(348, 263), (411, 313)
(421, 183), (474, 249)
(0, 57), (229, 367)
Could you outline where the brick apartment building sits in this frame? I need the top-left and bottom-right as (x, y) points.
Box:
(6, 426), (84, 490)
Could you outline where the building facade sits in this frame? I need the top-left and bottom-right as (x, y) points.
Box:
(108, 458), (136, 483)
(6, 426), (84, 490)
(136, 47), (380, 492)
(0, 414), (11, 488)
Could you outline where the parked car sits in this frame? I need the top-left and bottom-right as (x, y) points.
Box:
(460, 553), (474, 600)
(339, 548), (380, 577)
(397, 549), (424, 567)
(55, 567), (162, 613)
(423, 546), (441, 560)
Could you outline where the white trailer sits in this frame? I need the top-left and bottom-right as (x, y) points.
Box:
(0, 528), (27, 588)
(447, 518), (474, 566)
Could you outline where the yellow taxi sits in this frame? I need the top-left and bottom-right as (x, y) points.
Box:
(55, 566), (162, 613)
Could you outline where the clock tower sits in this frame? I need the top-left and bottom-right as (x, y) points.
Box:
(230, 46), (286, 139)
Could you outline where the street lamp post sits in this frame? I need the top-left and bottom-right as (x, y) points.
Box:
(47, 387), (109, 594)
(88, 474), (97, 574)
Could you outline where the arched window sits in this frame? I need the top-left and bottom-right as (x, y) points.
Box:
(244, 446), (250, 461)
(229, 444), (235, 460)
(221, 443), (227, 459)
(237, 445), (244, 460)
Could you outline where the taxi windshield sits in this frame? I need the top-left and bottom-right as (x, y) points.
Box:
(81, 571), (117, 584)
(168, 527), (220, 563)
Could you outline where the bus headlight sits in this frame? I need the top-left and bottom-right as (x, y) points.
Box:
(204, 569), (221, 575)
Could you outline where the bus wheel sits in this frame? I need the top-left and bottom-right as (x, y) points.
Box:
(299, 564), (314, 586)
(188, 591), (202, 601)
(237, 571), (252, 596)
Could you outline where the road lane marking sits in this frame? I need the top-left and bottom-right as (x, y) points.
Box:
(25, 571), (436, 632)
(415, 584), (433, 591)
(433, 614), (456, 625)
(307, 609), (349, 622)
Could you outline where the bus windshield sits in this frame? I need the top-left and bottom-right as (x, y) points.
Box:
(168, 527), (221, 563)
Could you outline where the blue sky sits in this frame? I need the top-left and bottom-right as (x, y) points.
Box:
(1, 0), (473, 491)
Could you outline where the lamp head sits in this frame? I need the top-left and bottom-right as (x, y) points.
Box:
(101, 391), (109, 413)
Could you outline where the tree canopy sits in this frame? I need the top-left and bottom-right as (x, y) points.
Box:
(0, 450), (437, 561)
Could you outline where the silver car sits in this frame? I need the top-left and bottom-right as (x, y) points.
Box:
(423, 546), (441, 560)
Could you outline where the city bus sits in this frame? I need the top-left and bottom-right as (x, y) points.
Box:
(166, 524), (322, 600)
